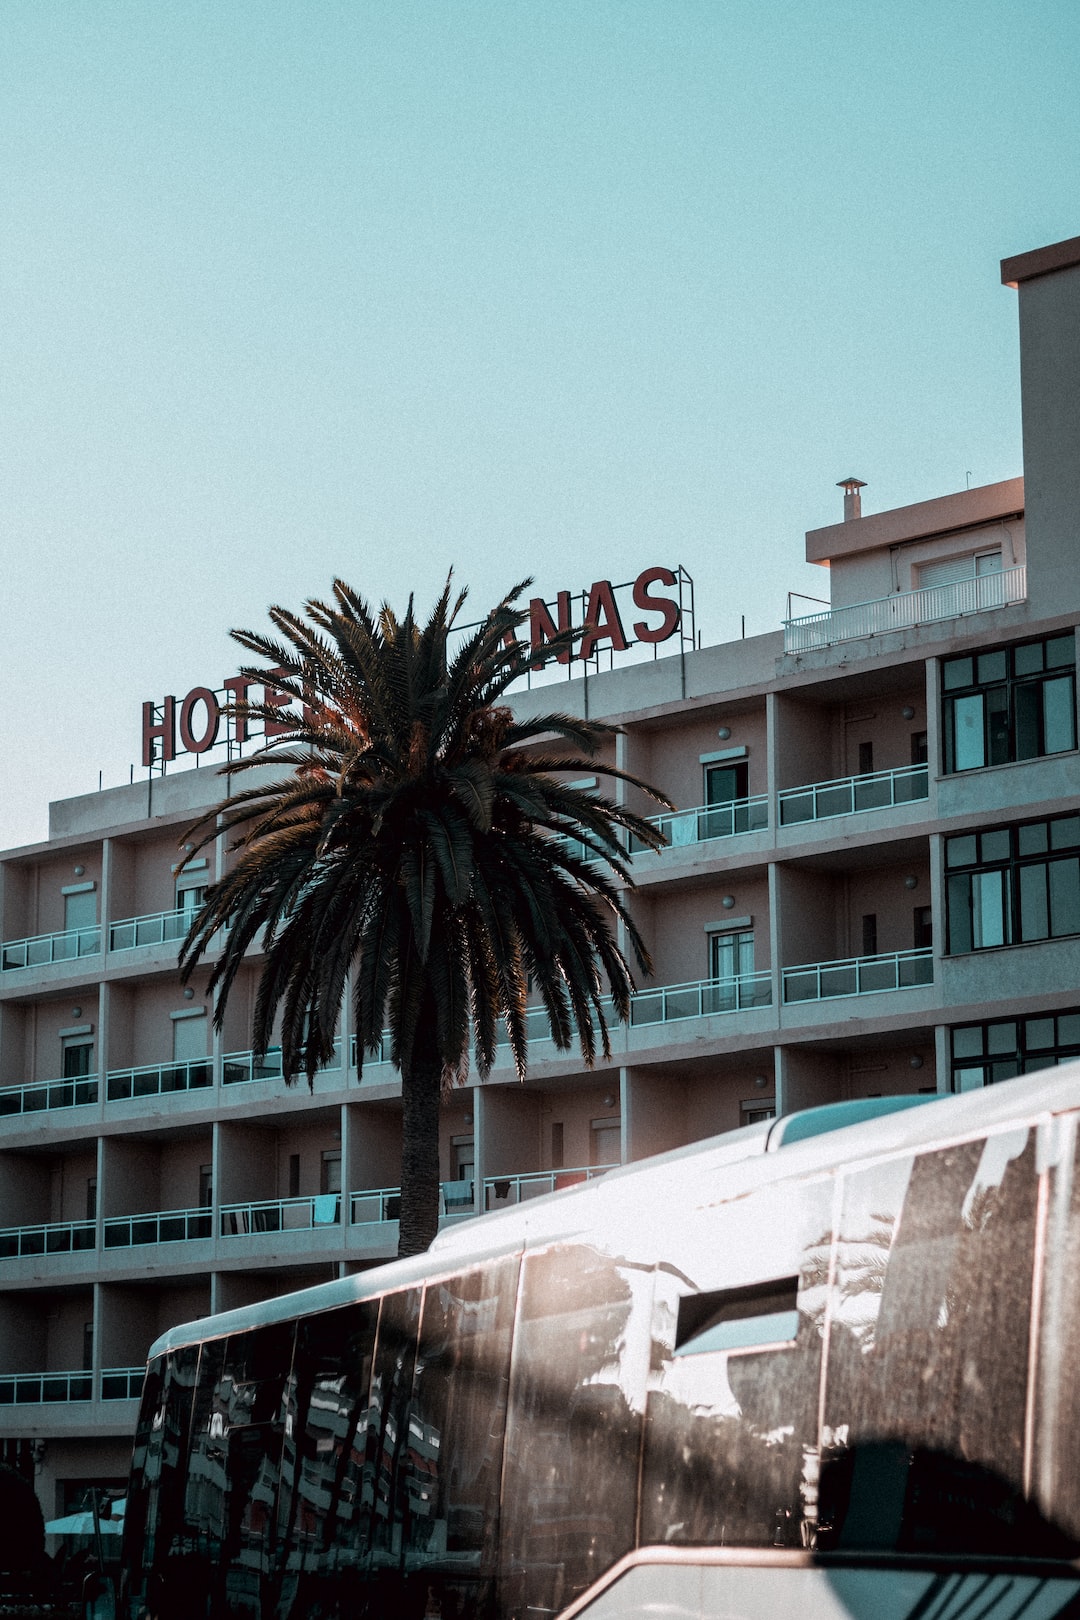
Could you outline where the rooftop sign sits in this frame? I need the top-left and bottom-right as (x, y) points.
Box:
(141, 565), (692, 768)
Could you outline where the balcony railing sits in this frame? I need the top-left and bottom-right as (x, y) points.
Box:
(103, 1207), (211, 1248)
(0, 1075), (98, 1118)
(0, 1220), (96, 1260)
(0, 1371), (92, 1405)
(221, 1194), (341, 1235)
(783, 565), (1027, 654)
(348, 1182), (476, 1224)
(630, 972), (772, 1027)
(779, 763), (929, 826)
(630, 795), (769, 854)
(0, 926), (100, 971)
(109, 908), (189, 952)
(223, 1040), (342, 1086)
(101, 1367), (144, 1400)
(484, 1164), (615, 1210)
(782, 947), (933, 1003)
(107, 1059), (212, 1102)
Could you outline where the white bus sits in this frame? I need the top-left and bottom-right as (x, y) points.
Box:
(121, 1070), (1080, 1620)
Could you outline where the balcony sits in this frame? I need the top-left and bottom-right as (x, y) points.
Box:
(0, 1371), (92, 1405)
(107, 1059), (211, 1102)
(0, 1074), (98, 1118)
(484, 1164), (615, 1210)
(223, 1040), (342, 1086)
(103, 1207), (211, 1247)
(630, 972), (772, 1027)
(783, 565), (1026, 654)
(108, 908), (188, 953)
(221, 1194), (341, 1234)
(630, 795), (769, 854)
(0, 926), (100, 972)
(782, 947), (933, 1004)
(779, 763), (928, 826)
(0, 1219), (95, 1259)
(102, 1367), (143, 1401)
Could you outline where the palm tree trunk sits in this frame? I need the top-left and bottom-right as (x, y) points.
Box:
(397, 1010), (443, 1257)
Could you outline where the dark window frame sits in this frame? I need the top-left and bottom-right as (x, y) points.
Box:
(951, 1008), (1080, 1091)
(945, 812), (1080, 954)
(941, 630), (1076, 774)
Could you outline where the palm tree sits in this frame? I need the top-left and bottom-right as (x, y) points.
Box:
(179, 577), (671, 1255)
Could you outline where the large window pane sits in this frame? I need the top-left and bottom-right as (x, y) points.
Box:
(1019, 862), (1049, 941)
(972, 870), (1009, 949)
(1014, 680), (1042, 760)
(1043, 676), (1077, 754)
(947, 874), (973, 955)
(820, 1129), (1041, 1553)
(362, 1288), (423, 1599)
(500, 1245), (652, 1618)
(1050, 857), (1080, 939)
(950, 694), (985, 771)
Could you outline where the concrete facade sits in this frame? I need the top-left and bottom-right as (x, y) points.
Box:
(2, 234), (1080, 1516)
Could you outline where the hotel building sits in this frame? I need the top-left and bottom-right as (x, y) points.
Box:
(2, 233), (1079, 1515)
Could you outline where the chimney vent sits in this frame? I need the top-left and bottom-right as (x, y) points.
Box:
(837, 477), (866, 522)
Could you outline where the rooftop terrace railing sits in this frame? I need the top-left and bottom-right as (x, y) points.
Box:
(779, 763), (929, 825)
(0, 927), (101, 972)
(0, 1075), (98, 1118)
(782, 947), (933, 1003)
(783, 565), (1026, 654)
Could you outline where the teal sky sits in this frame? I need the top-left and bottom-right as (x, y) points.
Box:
(2, 0), (1078, 847)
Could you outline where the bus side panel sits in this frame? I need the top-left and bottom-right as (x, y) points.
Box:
(1036, 1110), (1080, 1544)
(639, 1175), (834, 1552)
(498, 1244), (655, 1620)
(819, 1124), (1060, 1554)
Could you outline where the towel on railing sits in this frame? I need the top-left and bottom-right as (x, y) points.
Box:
(313, 1195), (339, 1225)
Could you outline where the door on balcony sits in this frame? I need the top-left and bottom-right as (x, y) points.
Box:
(708, 930), (755, 1011)
(702, 760), (749, 839)
(173, 1013), (207, 1070)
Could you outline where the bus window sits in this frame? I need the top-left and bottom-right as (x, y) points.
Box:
(401, 1257), (519, 1618)
(641, 1175), (833, 1552)
(124, 1347), (199, 1605)
(272, 1299), (379, 1620)
(820, 1128), (1043, 1554)
(498, 1244), (654, 1620)
(362, 1287), (423, 1610)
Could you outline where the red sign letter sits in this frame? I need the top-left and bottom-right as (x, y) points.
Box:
(579, 580), (628, 662)
(529, 590), (573, 667)
(632, 565), (681, 644)
(222, 675), (254, 743)
(263, 668), (293, 737)
(179, 687), (221, 754)
(142, 697), (176, 768)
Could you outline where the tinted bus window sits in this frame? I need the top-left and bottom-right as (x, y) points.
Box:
(403, 1257), (518, 1620)
(640, 1176), (834, 1551)
(273, 1299), (379, 1620)
(362, 1287), (423, 1609)
(820, 1129), (1042, 1553)
(499, 1244), (654, 1619)
(124, 1346), (200, 1605)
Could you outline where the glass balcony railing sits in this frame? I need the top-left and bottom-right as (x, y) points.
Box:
(630, 795), (769, 853)
(782, 947), (933, 1003)
(348, 1183), (478, 1225)
(484, 1164), (615, 1210)
(0, 1075), (98, 1117)
(222, 1040), (342, 1086)
(0, 1219), (96, 1260)
(630, 972), (772, 1027)
(221, 1194), (342, 1235)
(107, 1059), (211, 1101)
(108, 908), (190, 952)
(0, 1371), (92, 1405)
(779, 763), (928, 825)
(0, 926), (100, 971)
(103, 1207), (211, 1248)
(101, 1367), (144, 1400)
(783, 565), (1027, 653)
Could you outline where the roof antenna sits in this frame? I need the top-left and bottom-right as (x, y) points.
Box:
(837, 477), (866, 522)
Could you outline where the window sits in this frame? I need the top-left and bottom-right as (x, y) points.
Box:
(861, 914), (877, 957)
(919, 548), (1002, 588)
(83, 1322), (94, 1371)
(942, 631), (1075, 773)
(288, 1153), (300, 1198)
(63, 888), (96, 933)
(913, 905), (933, 950)
(86, 1177), (97, 1221)
(951, 1010), (1080, 1091)
(172, 1013), (206, 1066)
(591, 1116), (620, 1166)
(320, 1151), (341, 1196)
(741, 1099), (776, 1127)
(710, 929), (754, 981)
(198, 1165), (213, 1208)
(704, 759), (748, 806)
(175, 884), (207, 917)
(857, 741), (874, 776)
(62, 1039), (93, 1079)
(910, 730), (928, 765)
(946, 813), (1080, 953)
